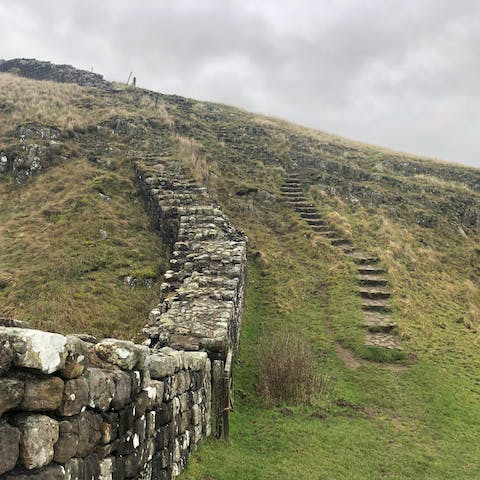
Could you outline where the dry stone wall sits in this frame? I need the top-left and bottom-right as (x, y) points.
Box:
(0, 159), (248, 478)
(0, 327), (211, 480)
(135, 160), (247, 437)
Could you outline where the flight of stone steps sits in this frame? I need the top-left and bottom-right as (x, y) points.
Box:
(281, 173), (402, 353)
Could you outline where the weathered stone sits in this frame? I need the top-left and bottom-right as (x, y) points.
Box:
(111, 370), (132, 410)
(99, 456), (114, 480)
(147, 354), (178, 379)
(0, 333), (13, 375)
(57, 376), (89, 416)
(0, 377), (24, 414)
(60, 335), (89, 379)
(0, 422), (20, 475)
(85, 368), (116, 411)
(95, 339), (148, 370)
(183, 351), (208, 371)
(11, 413), (59, 469)
(5, 464), (65, 480)
(54, 410), (103, 463)
(64, 454), (100, 480)
(0, 327), (67, 374)
(21, 374), (64, 411)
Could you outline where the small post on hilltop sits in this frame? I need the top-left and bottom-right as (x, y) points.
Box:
(132, 77), (136, 87)
(155, 93), (159, 108)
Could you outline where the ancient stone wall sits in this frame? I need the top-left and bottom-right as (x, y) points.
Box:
(135, 160), (247, 437)
(0, 160), (248, 478)
(0, 327), (211, 479)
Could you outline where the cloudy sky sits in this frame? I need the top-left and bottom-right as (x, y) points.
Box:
(1, 0), (480, 167)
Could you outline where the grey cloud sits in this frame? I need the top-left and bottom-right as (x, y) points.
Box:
(0, 0), (479, 167)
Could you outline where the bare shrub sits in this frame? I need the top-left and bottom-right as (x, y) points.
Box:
(257, 330), (332, 406)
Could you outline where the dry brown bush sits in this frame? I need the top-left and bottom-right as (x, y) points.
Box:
(257, 329), (331, 405)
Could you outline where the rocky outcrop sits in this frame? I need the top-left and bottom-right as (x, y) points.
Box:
(0, 59), (108, 89)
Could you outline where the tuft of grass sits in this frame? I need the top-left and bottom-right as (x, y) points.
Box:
(256, 329), (328, 406)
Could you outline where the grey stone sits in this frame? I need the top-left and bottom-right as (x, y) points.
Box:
(0, 333), (13, 375)
(54, 410), (103, 463)
(11, 413), (59, 469)
(0, 327), (67, 374)
(99, 456), (114, 480)
(95, 339), (148, 370)
(21, 374), (64, 411)
(0, 422), (20, 475)
(147, 354), (178, 379)
(5, 464), (64, 480)
(111, 370), (132, 410)
(60, 335), (90, 379)
(85, 368), (116, 411)
(57, 376), (89, 416)
(0, 377), (24, 415)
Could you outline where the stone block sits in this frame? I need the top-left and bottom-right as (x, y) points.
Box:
(21, 374), (64, 411)
(57, 376), (89, 416)
(54, 410), (103, 463)
(60, 335), (90, 379)
(0, 377), (24, 415)
(0, 422), (20, 475)
(85, 368), (116, 411)
(11, 413), (59, 469)
(111, 370), (132, 410)
(95, 339), (148, 370)
(0, 332), (13, 375)
(0, 327), (67, 374)
(5, 464), (64, 479)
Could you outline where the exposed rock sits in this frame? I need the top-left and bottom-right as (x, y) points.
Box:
(0, 422), (20, 475)
(21, 374), (64, 411)
(0, 58), (108, 88)
(11, 413), (59, 469)
(0, 327), (67, 374)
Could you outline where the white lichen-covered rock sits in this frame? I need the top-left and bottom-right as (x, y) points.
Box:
(0, 327), (67, 374)
(94, 338), (148, 370)
(11, 413), (59, 470)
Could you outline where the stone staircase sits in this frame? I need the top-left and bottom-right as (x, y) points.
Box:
(281, 173), (402, 353)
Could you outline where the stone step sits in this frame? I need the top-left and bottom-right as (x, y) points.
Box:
(330, 238), (352, 247)
(281, 191), (305, 197)
(357, 265), (386, 275)
(283, 181), (301, 187)
(361, 299), (390, 313)
(299, 211), (320, 219)
(348, 253), (380, 264)
(365, 332), (402, 350)
(363, 312), (397, 331)
(280, 186), (302, 193)
(292, 203), (315, 209)
(305, 218), (326, 226)
(358, 275), (388, 286)
(338, 245), (357, 253)
(359, 287), (391, 300)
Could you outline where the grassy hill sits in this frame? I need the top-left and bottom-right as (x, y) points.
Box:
(0, 62), (479, 479)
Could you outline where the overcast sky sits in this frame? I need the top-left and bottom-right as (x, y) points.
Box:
(1, 0), (479, 168)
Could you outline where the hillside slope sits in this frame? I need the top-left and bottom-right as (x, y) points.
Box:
(0, 59), (479, 479)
